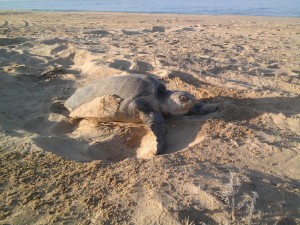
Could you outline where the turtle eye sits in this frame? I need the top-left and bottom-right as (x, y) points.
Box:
(180, 95), (188, 102)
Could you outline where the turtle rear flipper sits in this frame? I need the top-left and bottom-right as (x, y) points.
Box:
(51, 101), (71, 116)
(131, 99), (166, 155)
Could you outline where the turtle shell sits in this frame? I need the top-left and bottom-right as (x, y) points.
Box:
(64, 74), (165, 119)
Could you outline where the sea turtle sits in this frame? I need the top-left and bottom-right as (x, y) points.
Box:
(64, 74), (205, 155)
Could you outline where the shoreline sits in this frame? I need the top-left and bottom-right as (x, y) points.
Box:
(1, 10), (300, 19)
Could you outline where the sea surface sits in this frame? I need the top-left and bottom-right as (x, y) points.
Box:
(0, 0), (299, 17)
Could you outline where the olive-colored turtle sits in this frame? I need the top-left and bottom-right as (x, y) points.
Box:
(65, 74), (202, 155)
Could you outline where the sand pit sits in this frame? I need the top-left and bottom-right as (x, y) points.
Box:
(0, 11), (300, 224)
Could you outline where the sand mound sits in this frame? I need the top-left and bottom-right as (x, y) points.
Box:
(67, 95), (123, 119)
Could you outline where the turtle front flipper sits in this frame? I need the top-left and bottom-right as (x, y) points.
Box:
(130, 100), (166, 155)
(142, 111), (166, 155)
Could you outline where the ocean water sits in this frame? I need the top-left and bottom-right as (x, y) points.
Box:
(0, 0), (299, 17)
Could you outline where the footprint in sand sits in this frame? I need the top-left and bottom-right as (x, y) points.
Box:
(83, 29), (111, 35)
(0, 20), (9, 28)
(130, 60), (154, 73)
(122, 29), (142, 35)
(109, 59), (132, 71)
(23, 20), (32, 28)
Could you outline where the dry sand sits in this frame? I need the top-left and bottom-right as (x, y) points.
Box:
(0, 11), (300, 224)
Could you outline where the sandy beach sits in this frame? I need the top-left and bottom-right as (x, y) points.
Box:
(0, 11), (300, 224)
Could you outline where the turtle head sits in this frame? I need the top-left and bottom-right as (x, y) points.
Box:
(164, 91), (196, 115)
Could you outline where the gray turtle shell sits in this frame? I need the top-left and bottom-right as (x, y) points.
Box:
(65, 74), (165, 114)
